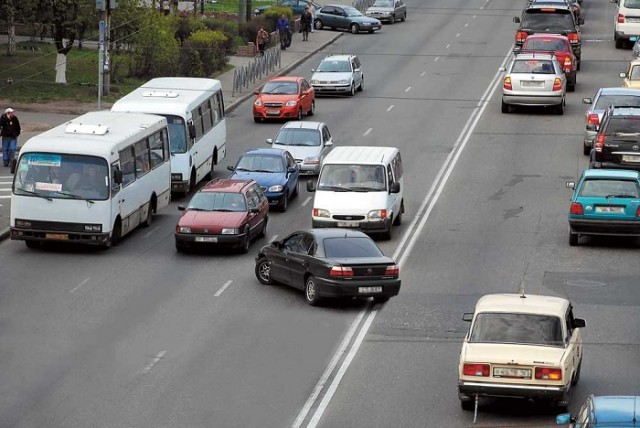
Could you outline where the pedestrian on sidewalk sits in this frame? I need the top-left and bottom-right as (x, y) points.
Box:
(301, 7), (312, 41)
(256, 27), (269, 56)
(308, 1), (316, 32)
(0, 108), (21, 168)
(276, 13), (290, 50)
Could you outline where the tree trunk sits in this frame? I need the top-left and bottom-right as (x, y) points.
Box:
(7, 0), (16, 56)
(55, 53), (67, 84)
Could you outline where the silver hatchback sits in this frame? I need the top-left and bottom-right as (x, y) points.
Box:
(267, 121), (334, 175)
(501, 53), (566, 114)
(365, 0), (407, 24)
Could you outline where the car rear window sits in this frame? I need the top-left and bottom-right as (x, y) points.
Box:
(323, 237), (383, 258)
(624, 0), (640, 9)
(274, 128), (321, 146)
(512, 59), (555, 74)
(605, 116), (640, 135)
(579, 179), (640, 198)
(522, 9), (575, 30)
(594, 95), (640, 110)
(523, 39), (568, 51)
(469, 313), (564, 346)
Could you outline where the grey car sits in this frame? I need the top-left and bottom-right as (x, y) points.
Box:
(365, 0), (407, 24)
(267, 121), (334, 175)
(581, 87), (640, 155)
(310, 54), (364, 96)
(314, 5), (382, 34)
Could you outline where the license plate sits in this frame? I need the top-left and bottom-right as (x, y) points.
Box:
(595, 206), (625, 213)
(493, 367), (531, 379)
(622, 154), (640, 163)
(358, 286), (382, 294)
(627, 17), (640, 22)
(521, 81), (544, 88)
(337, 221), (359, 227)
(266, 109), (280, 115)
(46, 233), (68, 240)
(195, 236), (218, 243)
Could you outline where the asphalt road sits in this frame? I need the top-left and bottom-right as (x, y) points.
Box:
(2, 0), (640, 427)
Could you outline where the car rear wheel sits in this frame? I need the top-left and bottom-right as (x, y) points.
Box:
(255, 257), (275, 285)
(305, 275), (321, 306)
(350, 23), (359, 34)
(569, 227), (579, 246)
(358, 76), (364, 91)
(315, 19), (323, 30)
(501, 100), (510, 113)
(567, 77), (576, 92)
(555, 101), (564, 115)
(583, 142), (591, 156)
(615, 36), (623, 49)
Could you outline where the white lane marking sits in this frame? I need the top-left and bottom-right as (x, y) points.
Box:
(269, 234), (278, 243)
(0, 181), (12, 184)
(420, 71), (426, 76)
(434, 57), (439, 62)
(456, 33), (461, 38)
(465, 23), (469, 27)
(445, 44), (451, 49)
(143, 226), (160, 239)
(143, 350), (166, 373)
(404, 87), (411, 93)
(473, 14), (477, 18)
(301, 196), (312, 207)
(291, 308), (369, 428)
(70, 277), (91, 293)
(363, 128), (373, 136)
(214, 280), (233, 297)
(0, 189), (11, 192)
(386, 105), (394, 112)
(295, 45), (515, 428)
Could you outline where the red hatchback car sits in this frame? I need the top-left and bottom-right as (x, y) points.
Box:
(517, 34), (578, 92)
(175, 179), (269, 253)
(253, 76), (316, 122)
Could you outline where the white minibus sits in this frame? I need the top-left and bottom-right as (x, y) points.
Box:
(111, 77), (227, 195)
(307, 146), (405, 239)
(10, 111), (171, 248)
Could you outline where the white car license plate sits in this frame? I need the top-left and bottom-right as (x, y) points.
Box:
(627, 17), (640, 22)
(195, 236), (218, 243)
(358, 286), (382, 294)
(521, 81), (544, 88)
(622, 154), (640, 163)
(337, 221), (359, 227)
(595, 206), (625, 213)
(266, 109), (280, 115)
(493, 367), (531, 379)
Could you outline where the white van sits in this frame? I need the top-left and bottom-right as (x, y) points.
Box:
(306, 146), (404, 239)
(613, 0), (640, 49)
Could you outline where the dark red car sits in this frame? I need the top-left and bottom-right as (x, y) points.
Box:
(517, 34), (577, 92)
(175, 179), (269, 253)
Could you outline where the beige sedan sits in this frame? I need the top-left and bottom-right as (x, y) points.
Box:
(620, 59), (640, 88)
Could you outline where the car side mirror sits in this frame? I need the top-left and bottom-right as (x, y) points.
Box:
(513, 46), (521, 54)
(311, 68), (316, 72)
(556, 413), (573, 425)
(250, 207), (260, 213)
(462, 313), (473, 322)
(513, 16), (520, 23)
(586, 123), (596, 131)
(178, 205), (186, 211)
(254, 90), (260, 95)
(389, 181), (400, 194)
(272, 240), (281, 248)
(573, 318), (586, 328)
(188, 123), (197, 139)
(307, 180), (316, 192)
(578, 17), (584, 25)
(499, 66), (506, 72)
(266, 138), (274, 145)
(113, 169), (123, 184)
(582, 97), (592, 105)
(566, 181), (576, 189)
(354, 68), (361, 72)
(227, 165), (235, 171)
(325, 140), (333, 147)
(620, 72), (627, 78)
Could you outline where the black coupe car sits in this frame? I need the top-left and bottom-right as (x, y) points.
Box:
(254, 228), (401, 305)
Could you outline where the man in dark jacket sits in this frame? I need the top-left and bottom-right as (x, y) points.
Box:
(0, 108), (21, 167)
(276, 13), (290, 50)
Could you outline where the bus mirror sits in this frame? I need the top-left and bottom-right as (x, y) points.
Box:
(188, 124), (197, 139)
(113, 169), (123, 184)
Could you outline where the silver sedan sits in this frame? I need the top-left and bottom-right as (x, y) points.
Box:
(501, 53), (566, 115)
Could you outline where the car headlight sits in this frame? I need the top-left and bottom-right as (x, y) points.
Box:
(221, 228), (239, 235)
(313, 208), (330, 218)
(15, 219), (32, 228)
(285, 100), (297, 107)
(311, 79), (319, 84)
(178, 226), (191, 233)
(268, 185), (284, 192)
(254, 99), (263, 107)
(338, 79), (349, 84)
(367, 209), (388, 220)
(171, 173), (183, 181)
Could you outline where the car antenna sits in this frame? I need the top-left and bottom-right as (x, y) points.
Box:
(519, 260), (530, 298)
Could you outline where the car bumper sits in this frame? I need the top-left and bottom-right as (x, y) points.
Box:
(366, 13), (392, 21)
(10, 227), (110, 245)
(616, 28), (640, 41)
(296, 162), (321, 175)
(458, 381), (568, 400)
(569, 219), (640, 236)
(265, 191), (287, 206)
(254, 106), (300, 120)
(172, 179), (190, 193)
(502, 94), (564, 107)
(175, 232), (247, 247)
(584, 130), (596, 147)
(312, 84), (352, 94)
(312, 217), (391, 234)
(314, 276), (401, 298)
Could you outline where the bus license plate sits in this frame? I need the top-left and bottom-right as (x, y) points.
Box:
(493, 367), (531, 379)
(358, 286), (382, 294)
(195, 236), (218, 243)
(46, 233), (68, 240)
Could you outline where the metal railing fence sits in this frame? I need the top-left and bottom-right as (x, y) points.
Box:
(231, 45), (282, 97)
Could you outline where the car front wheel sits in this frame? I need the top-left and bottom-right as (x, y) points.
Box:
(305, 275), (321, 306)
(350, 23), (359, 34)
(255, 257), (275, 285)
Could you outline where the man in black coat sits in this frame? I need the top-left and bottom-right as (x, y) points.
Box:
(0, 108), (21, 167)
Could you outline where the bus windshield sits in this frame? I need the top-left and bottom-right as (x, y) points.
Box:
(164, 115), (188, 154)
(13, 153), (110, 201)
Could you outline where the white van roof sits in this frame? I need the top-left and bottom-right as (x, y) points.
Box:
(322, 146), (399, 165)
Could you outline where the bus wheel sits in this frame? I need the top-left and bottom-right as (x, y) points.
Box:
(142, 201), (153, 228)
(205, 153), (216, 180)
(109, 220), (122, 247)
(189, 170), (197, 194)
(25, 240), (41, 249)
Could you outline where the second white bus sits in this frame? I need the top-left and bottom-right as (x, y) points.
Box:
(111, 77), (227, 195)
(10, 111), (172, 248)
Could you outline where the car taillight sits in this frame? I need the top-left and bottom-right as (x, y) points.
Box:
(504, 77), (512, 90)
(587, 113), (600, 127)
(636, 206), (640, 217)
(595, 133), (606, 152)
(618, 13), (625, 23)
(570, 202), (584, 215)
(563, 56), (572, 69)
(552, 78), (562, 91)
(567, 32), (579, 45)
(516, 31), (528, 44)
(463, 363), (490, 377)
(535, 367), (562, 381)
(385, 264), (400, 276)
(329, 266), (353, 277)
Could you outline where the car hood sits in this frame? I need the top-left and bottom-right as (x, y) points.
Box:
(366, 6), (393, 13)
(462, 342), (566, 366)
(257, 93), (300, 104)
(311, 71), (353, 82)
(179, 210), (246, 229)
(231, 171), (286, 188)
(352, 15), (381, 24)
(271, 144), (321, 160)
(313, 190), (389, 215)
(624, 80), (640, 89)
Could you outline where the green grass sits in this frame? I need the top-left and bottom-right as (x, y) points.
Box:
(206, 0), (274, 13)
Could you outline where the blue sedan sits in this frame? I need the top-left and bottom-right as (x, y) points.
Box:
(314, 5), (382, 34)
(227, 148), (300, 212)
(567, 168), (640, 246)
(557, 395), (640, 426)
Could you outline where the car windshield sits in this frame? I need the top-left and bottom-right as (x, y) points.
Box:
(261, 81), (299, 95)
(323, 236), (384, 258)
(343, 6), (363, 16)
(469, 313), (564, 346)
(236, 154), (285, 173)
(164, 115), (188, 154)
(317, 164), (386, 191)
(274, 128), (321, 146)
(521, 10), (575, 30)
(187, 191), (247, 212)
(579, 179), (640, 198)
(594, 94), (640, 110)
(524, 39), (568, 51)
(605, 117), (640, 135)
(512, 59), (555, 74)
(316, 59), (352, 73)
(372, 0), (393, 6)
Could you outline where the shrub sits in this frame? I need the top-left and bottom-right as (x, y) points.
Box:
(180, 29), (228, 77)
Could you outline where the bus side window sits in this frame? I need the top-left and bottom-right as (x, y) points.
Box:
(148, 131), (164, 169)
(119, 147), (136, 187)
(211, 94), (220, 125)
(161, 128), (170, 161)
(134, 139), (150, 177)
(202, 98), (213, 132)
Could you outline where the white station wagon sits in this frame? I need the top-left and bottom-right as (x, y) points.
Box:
(458, 294), (586, 411)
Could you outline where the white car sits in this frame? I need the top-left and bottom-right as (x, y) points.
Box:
(310, 54), (364, 96)
(613, 0), (640, 49)
(267, 121), (334, 176)
(458, 293), (586, 411)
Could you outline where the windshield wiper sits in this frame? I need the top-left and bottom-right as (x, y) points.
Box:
(319, 185), (350, 191)
(235, 167), (252, 172)
(187, 207), (208, 211)
(254, 169), (276, 173)
(606, 194), (636, 199)
(349, 186), (383, 192)
(52, 190), (95, 204)
(15, 188), (53, 201)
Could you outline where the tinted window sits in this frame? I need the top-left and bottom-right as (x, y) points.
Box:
(469, 313), (564, 346)
(512, 59), (555, 74)
(605, 116), (640, 134)
(624, 0), (640, 9)
(275, 128), (321, 146)
(164, 115), (187, 154)
(317, 59), (352, 72)
(593, 94), (640, 110)
(323, 236), (384, 258)
(237, 154), (285, 173)
(188, 191), (247, 212)
(524, 39), (568, 51)
(262, 81), (299, 95)
(522, 9), (575, 30)
(579, 179), (640, 198)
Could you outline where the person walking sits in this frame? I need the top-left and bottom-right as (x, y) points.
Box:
(308, 1), (316, 33)
(256, 27), (269, 56)
(0, 108), (21, 167)
(276, 13), (290, 50)
(301, 7), (312, 41)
